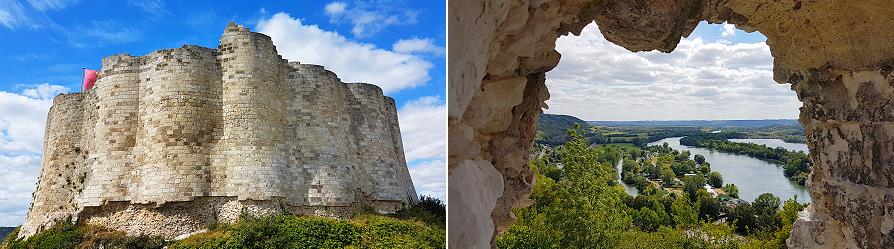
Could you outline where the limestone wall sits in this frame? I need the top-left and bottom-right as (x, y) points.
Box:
(286, 63), (358, 206)
(21, 23), (417, 239)
(22, 94), (88, 236)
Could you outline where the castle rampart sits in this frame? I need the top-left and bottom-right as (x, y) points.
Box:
(20, 23), (417, 239)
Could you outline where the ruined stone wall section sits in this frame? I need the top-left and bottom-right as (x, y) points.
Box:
(79, 54), (141, 207)
(286, 63), (357, 206)
(787, 68), (894, 248)
(216, 25), (289, 200)
(21, 23), (417, 239)
(135, 47), (222, 204)
(21, 94), (88, 236)
(384, 97), (418, 204)
(346, 83), (407, 203)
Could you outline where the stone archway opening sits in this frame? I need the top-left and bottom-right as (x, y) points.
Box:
(545, 22), (794, 123)
(449, 1), (894, 248)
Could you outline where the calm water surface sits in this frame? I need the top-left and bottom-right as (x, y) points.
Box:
(616, 159), (639, 196)
(649, 137), (811, 203)
(728, 138), (809, 153)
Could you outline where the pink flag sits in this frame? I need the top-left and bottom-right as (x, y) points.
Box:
(83, 69), (98, 91)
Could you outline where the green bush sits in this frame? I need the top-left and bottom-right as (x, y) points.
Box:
(169, 213), (444, 249)
(6, 202), (445, 249)
(3, 222), (85, 249)
(2, 222), (167, 249)
(353, 215), (445, 249)
(392, 195), (446, 228)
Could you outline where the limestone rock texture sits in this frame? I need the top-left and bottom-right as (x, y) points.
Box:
(448, 0), (894, 248)
(21, 23), (417, 239)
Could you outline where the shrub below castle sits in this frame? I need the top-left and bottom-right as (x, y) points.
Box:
(2, 197), (445, 249)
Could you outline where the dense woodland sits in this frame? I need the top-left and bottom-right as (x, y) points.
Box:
(536, 114), (807, 146)
(680, 135), (811, 185)
(499, 126), (806, 248)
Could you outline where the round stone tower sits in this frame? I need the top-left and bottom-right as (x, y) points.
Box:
(217, 23), (290, 200)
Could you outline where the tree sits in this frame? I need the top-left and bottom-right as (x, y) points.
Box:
(728, 202), (755, 234)
(633, 207), (662, 232)
(753, 193), (781, 213)
(724, 184), (739, 199)
(696, 190), (721, 221)
(682, 175), (705, 202)
(770, 196), (807, 247)
(706, 172), (723, 188)
(694, 154), (705, 165)
(671, 196), (698, 227)
(497, 126), (634, 248)
(699, 162), (711, 174)
(753, 193), (782, 232)
(622, 160), (639, 175)
(683, 160), (697, 174)
(660, 168), (675, 186)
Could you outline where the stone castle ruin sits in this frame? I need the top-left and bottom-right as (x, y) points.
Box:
(20, 23), (417, 239)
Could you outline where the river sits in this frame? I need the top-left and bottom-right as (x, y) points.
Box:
(616, 160), (639, 196)
(728, 138), (809, 153)
(649, 137), (811, 203)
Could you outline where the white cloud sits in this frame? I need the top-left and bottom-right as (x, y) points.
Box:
(256, 12), (432, 94)
(0, 155), (41, 226)
(0, 0), (31, 29)
(393, 38), (444, 56)
(127, 0), (166, 14)
(398, 96), (446, 161)
(27, 0), (79, 11)
(65, 20), (143, 47)
(0, 83), (67, 226)
(545, 23), (800, 121)
(323, 0), (418, 37)
(721, 23), (736, 38)
(398, 95), (446, 202)
(324, 2), (347, 16)
(408, 159), (445, 202)
(0, 84), (66, 153)
(22, 83), (67, 99)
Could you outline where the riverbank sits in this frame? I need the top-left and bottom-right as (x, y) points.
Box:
(649, 137), (810, 203)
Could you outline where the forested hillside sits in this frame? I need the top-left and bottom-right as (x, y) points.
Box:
(536, 114), (595, 145)
(499, 127), (806, 248)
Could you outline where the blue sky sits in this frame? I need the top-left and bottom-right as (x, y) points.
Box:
(0, 0), (445, 226)
(545, 21), (801, 121)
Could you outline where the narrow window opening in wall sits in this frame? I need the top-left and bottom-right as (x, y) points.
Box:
(496, 22), (812, 248)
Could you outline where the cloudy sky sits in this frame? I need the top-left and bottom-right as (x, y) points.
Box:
(545, 22), (802, 121)
(0, 0), (445, 226)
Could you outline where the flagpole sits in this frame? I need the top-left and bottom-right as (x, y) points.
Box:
(81, 67), (85, 92)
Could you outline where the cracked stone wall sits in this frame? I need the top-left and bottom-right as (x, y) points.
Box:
(448, 0), (894, 248)
(21, 23), (418, 239)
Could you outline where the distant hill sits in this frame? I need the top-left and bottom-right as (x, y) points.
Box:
(537, 114), (591, 145)
(587, 119), (800, 127)
(0, 227), (16, 240)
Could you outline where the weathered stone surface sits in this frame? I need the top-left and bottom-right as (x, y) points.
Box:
(449, 0), (894, 248)
(21, 23), (417, 239)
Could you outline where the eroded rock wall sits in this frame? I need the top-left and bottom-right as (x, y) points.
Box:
(21, 23), (417, 239)
(448, 0), (894, 248)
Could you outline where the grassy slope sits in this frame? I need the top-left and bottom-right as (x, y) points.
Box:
(3, 198), (446, 249)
